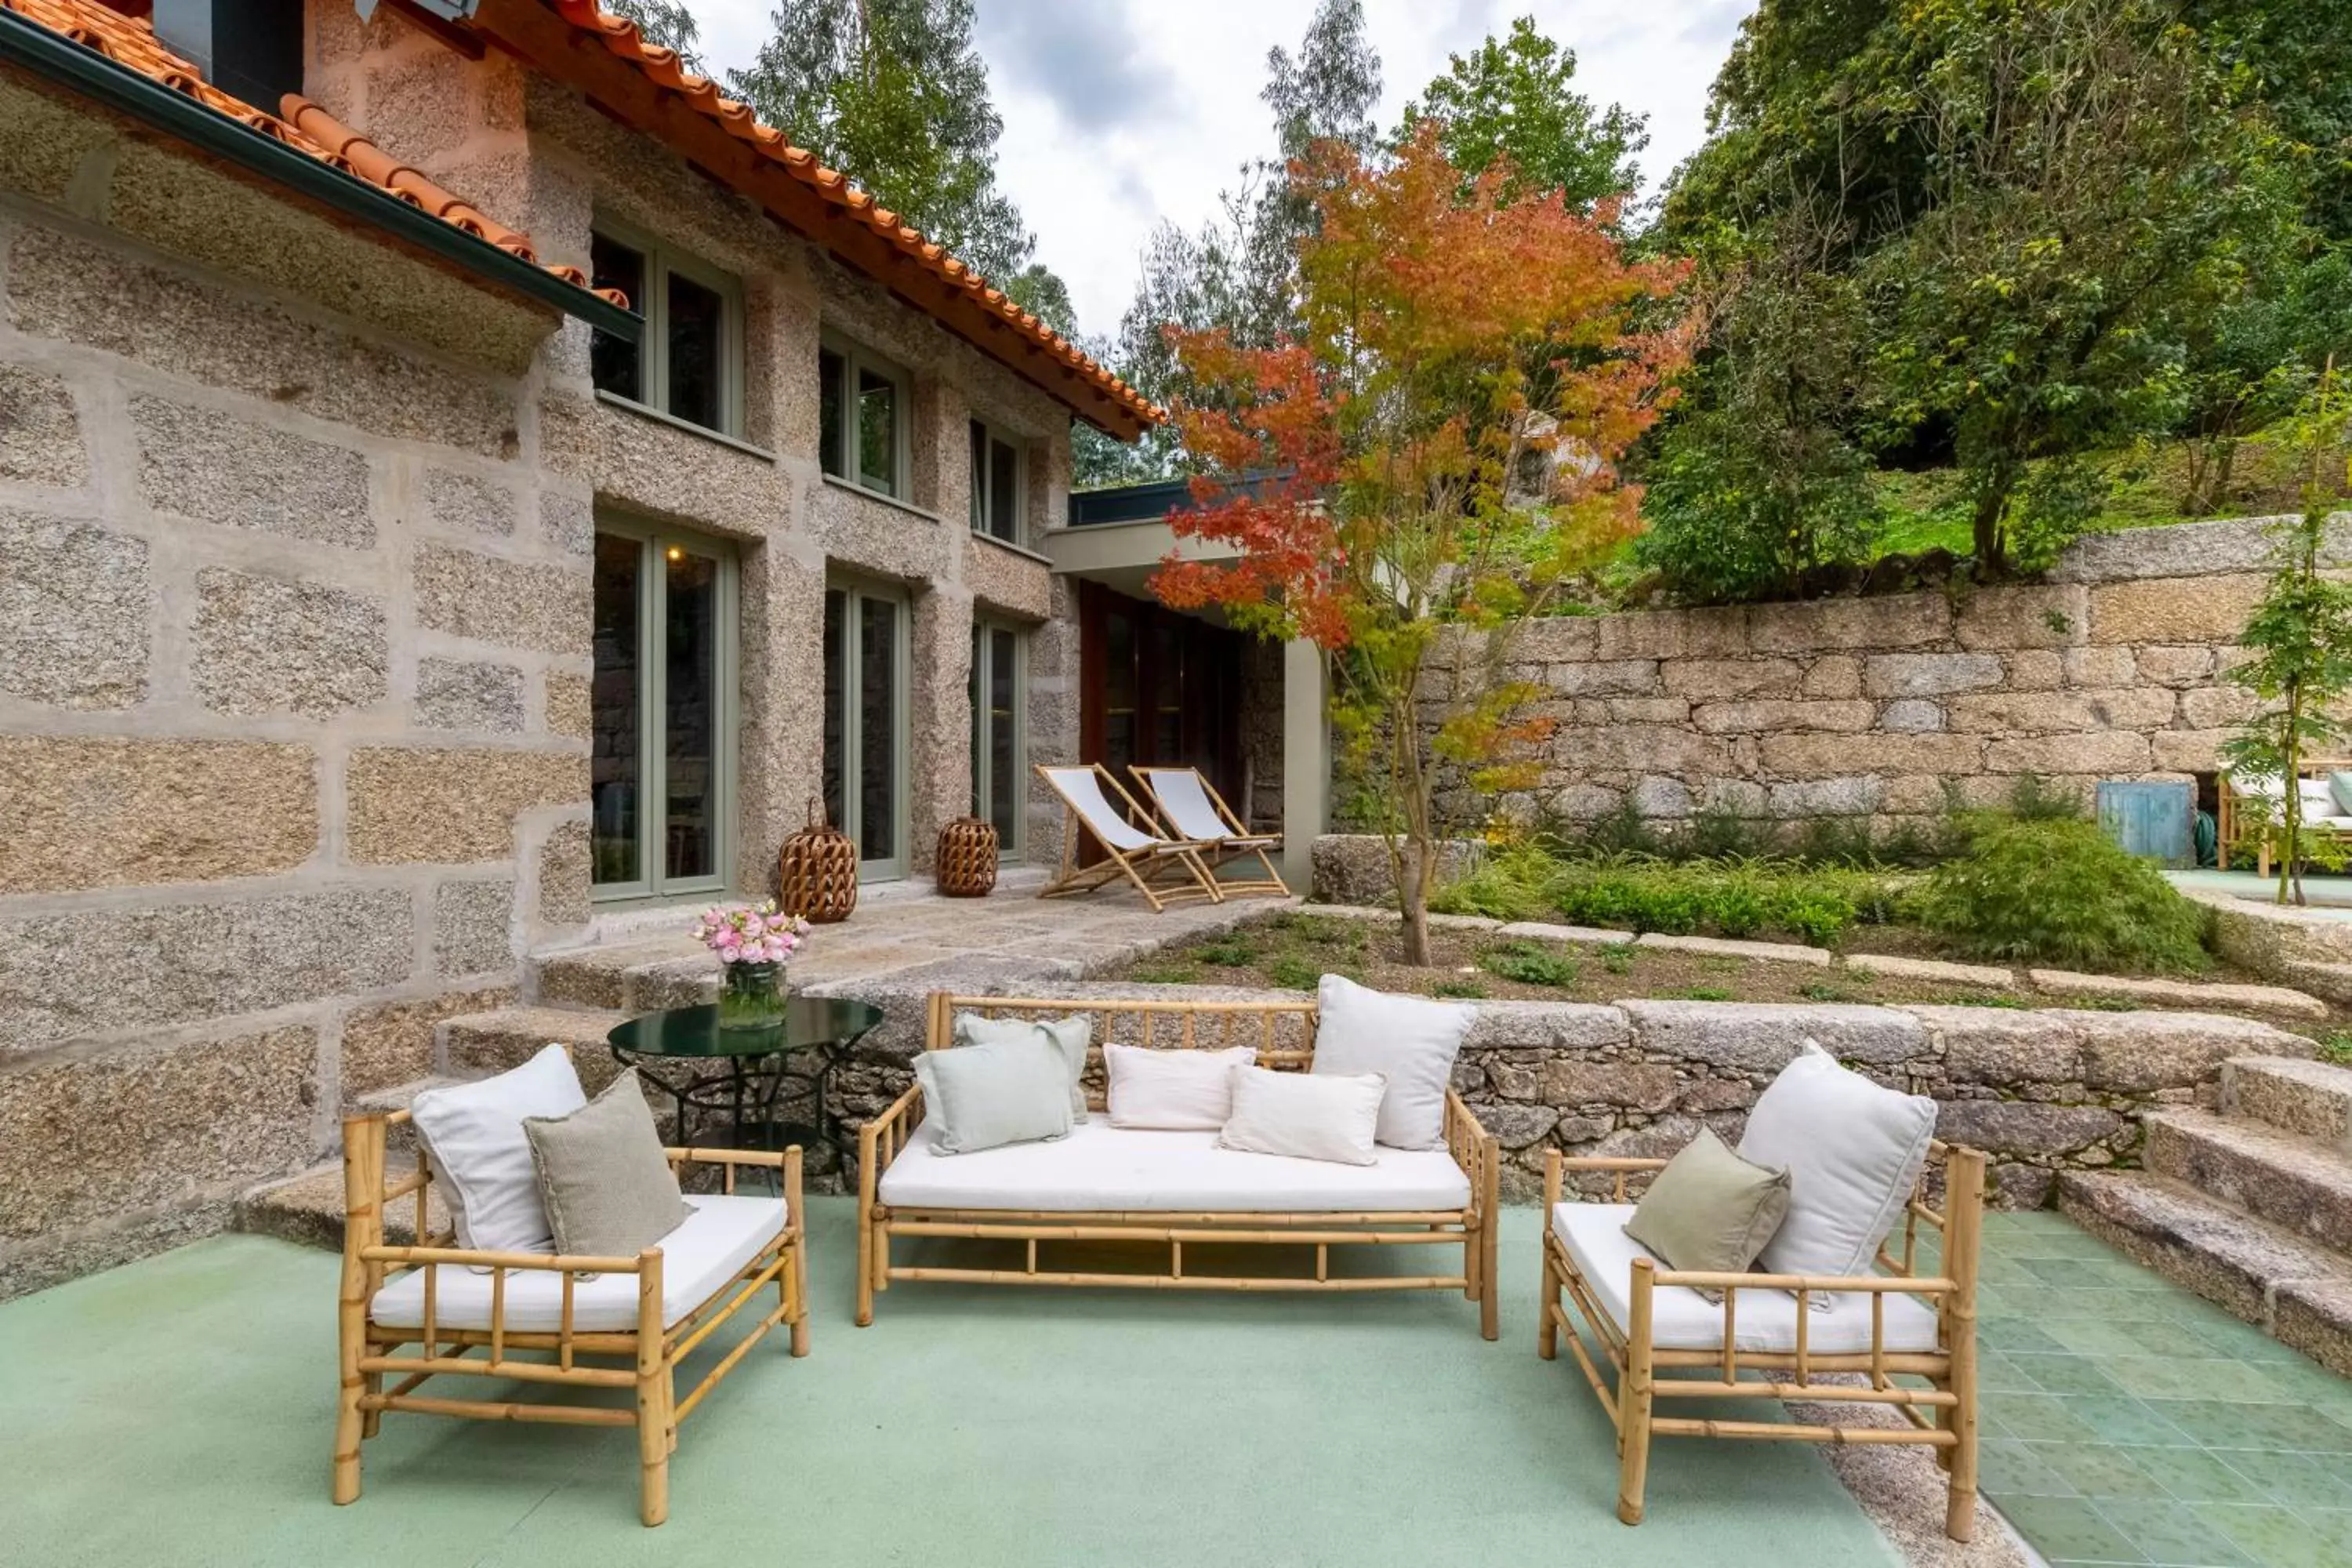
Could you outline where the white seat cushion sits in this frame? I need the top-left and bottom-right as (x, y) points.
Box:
(1552, 1203), (1941, 1355)
(371, 1195), (785, 1333)
(877, 1118), (1472, 1212)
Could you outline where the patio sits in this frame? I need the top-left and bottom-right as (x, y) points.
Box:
(2, 1200), (1929, 1568)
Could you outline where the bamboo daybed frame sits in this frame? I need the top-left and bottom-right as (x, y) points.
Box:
(855, 992), (1502, 1338)
(1539, 1139), (1987, 1541)
(332, 1060), (809, 1528)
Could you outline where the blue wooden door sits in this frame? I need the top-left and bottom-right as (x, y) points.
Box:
(2096, 780), (2196, 867)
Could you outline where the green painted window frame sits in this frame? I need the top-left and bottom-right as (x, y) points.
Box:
(590, 516), (741, 906)
(967, 417), (1026, 544)
(823, 575), (913, 882)
(818, 333), (914, 502)
(970, 619), (1028, 857)
(589, 216), (747, 440)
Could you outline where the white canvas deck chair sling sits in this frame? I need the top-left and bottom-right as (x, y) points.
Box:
(1036, 763), (1223, 912)
(1131, 765), (1290, 898)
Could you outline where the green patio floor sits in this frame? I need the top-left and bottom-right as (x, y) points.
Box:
(0, 1201), (1901, 1568)
(1970, 1210), (2352, 1568)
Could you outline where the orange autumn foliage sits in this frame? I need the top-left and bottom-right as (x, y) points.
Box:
(1149, 125), (1695, 962)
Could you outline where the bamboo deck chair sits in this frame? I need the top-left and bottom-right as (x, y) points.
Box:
(1131, 765), (1290, 897)
(1538, 1140), (1987, 1541)
(1036, 763), (1222, 911)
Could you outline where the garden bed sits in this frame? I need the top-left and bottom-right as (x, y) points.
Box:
(1111, 909), (2341, 1027)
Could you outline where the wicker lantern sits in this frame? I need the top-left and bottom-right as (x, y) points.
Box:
(936, 816), (1000, 898)
(779, 797), (858, 924)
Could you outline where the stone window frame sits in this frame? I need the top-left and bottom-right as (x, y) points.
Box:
(818, 333), (915, 503)
(967, 416), (1026, 546)
(588, 215), (748, 441)
(590, 513), (742, 907)
(969, 616), (1028, 857)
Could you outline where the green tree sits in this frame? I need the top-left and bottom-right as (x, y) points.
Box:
(728, 0), (1031, 281)
(2223, 366), (2352, 905)
(2183, 0), (2352, 241)
(1399, 16), (1646, 210)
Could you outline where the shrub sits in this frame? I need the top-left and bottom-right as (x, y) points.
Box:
(1549, 854), (1895, 944)
(1911, 818), (2212, 973)
(1266, 954), (1325, 991)
(1480, 941), (1581, 987)
(1428, 842), (1559, 921)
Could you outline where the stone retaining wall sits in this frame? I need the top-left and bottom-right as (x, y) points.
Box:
(814, 978), (2314, 1208)
(1421, 517), (2321, 829)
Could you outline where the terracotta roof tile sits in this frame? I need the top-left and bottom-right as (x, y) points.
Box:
(1, 0), (625, 309)
(538, 0), (1160, 430)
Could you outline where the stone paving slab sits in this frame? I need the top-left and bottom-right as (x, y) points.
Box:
(1842, 953), (2016, 989)
(1494, 920), (1637, 945)
(1635, 931), (1834, 966)
(2028, 967), (2329, 1020)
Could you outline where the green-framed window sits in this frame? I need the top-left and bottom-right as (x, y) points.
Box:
(588, 219), (746, 440)
(970, 619), (1025, 854)
(590, 519), (739, 902)
(818, 336), (913, 501)
(822, 578), (910, 880)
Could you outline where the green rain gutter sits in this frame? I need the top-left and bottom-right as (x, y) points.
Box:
(0, 12), (641, 343)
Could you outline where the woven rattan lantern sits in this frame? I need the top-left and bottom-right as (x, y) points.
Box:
(779, 797), (858, 924)
(935, 816), (1000, 898)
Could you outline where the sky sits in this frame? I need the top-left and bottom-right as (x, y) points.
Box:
(677, 1), (1758, 341)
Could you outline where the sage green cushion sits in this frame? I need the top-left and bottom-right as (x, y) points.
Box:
(953, 1012), (1092, 1121)
(521, 1069), (688, 1257)
(1622, 1127), (1791, 1279)
(913, 1032), (1074, 1156)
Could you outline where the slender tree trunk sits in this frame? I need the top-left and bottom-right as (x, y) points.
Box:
(1971, 484), (2009, 579)
(1394, 689), (1436, 967)
(2282, 681), (2305, 907)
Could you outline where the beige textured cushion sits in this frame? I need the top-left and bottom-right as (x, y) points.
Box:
(521, 1069), (688, 1257)
(1622, 1127), (1791, 1279)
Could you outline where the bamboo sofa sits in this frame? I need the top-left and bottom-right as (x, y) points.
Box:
(332, 1070), (808, 1527)
(2218, 759), (2352, 874)
(857, 992), (1501, 1338)
(1538, 1139), (1987, 1541)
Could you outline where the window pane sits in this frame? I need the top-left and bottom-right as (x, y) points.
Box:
(969, 420), (989, 530)
(1103, 608), (1135, 772)
(663, 546), (719, 881)
(822, 590), (845, 835)
(858, 597), (898, 861)
(589, 233), (644, 402)
(989, 627), (1018, 844)
(1152, 621), (1184, 760)
(858, 367), (898, 493)
(969, 624), (985, 819)
(590, 533), (643, 884)
(990, 438), (1018, 542)
(666, 270), (725, 432)
(818, 350), (845, 477)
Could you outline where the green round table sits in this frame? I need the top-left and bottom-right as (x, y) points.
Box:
(606, 996), (884, 1156)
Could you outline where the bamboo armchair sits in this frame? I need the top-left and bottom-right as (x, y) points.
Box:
(1538, 1140), (1987, 1541)
(855, 992), (1501, 1338)
(332, 1084), (809, 1527)
(2218, 758), (2352, 874)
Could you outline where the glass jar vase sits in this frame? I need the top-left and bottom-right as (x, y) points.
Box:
(717, 960), (786, 1029)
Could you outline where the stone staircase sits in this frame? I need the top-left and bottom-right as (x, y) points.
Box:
(2058, 1054), (2352, 1376)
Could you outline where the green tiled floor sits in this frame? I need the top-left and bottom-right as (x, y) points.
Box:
(1973, 1210), (2352, 1568)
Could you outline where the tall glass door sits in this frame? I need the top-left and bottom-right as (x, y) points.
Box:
(591, 522), (736, 901)
(822, 581), (908, 879)
(971, 622), (1024, 853)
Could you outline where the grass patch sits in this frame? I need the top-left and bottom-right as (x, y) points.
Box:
(2319, 1031), (2352, 1067)
(1196, 934), (1260, 967)
(1126, 961), (1200, 985)
(1432, 978), (1489, 1000)
(1798, 982), (1864, 1003)
(1265, 953), (1328, 992)
(1668, 986), (1733, 1002)
(1479, 941), (1581, 988)
(1599, 943), (1637, 975)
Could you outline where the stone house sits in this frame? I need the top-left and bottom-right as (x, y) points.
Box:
(0, 0), (1328, 1296)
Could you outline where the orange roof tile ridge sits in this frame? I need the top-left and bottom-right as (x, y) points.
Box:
(540, 0), (1162, 425)
(3, 0), (621, 310)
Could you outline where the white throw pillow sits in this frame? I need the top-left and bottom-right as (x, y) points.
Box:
(1309, 975), (1475, 1149)
(1737, 1041), (1938, 1282)
(1104, 1044), (1256, 1131)
(1217, 1065), (1385, 1166)
(409, 1044), (587, 1254)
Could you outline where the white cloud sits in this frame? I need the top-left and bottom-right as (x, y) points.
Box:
(677, 2), (1754, 339)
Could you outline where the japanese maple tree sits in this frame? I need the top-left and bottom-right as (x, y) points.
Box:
(1152, 125), (1694, 964)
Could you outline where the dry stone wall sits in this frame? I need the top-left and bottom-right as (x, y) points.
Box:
(1425, 517), (2316, 828)
(814, 979), (2314, 1209)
